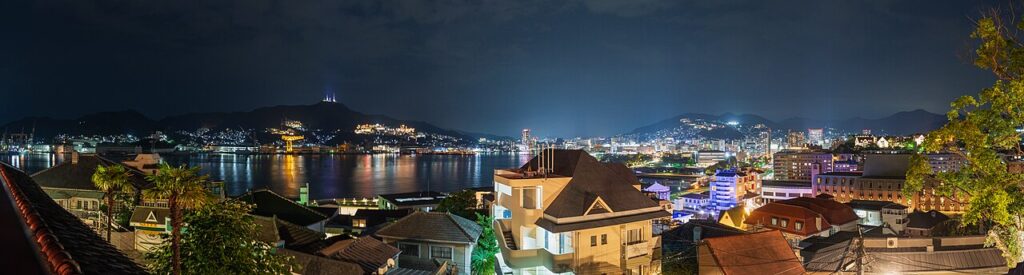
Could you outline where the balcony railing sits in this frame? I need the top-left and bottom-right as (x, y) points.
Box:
(494, 219), (573, 273)
(625, 240), (650, 259)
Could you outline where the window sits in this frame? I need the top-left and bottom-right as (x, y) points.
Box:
(77, 201), (83, 209)
(353, 219), (367, 228)
(771, 217), (778, 226)
(780, 219), (789, 228)
(591, 236), (597, 247)
(521, 187), (541, 209)
(601, 234), (607, 245)
(398, 243), (420, 257)
(430, 246), (453, 260)
(626, 228), (644, 245)
(794, 221), (803, 231)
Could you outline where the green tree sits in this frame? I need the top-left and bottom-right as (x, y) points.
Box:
(145, 200), (294, 274)
(437, 189), (478, 220)
(144, 164), (214, 275)
(471, 212), (499, 275)
(92, 164), (134, 242)
(904, 11), (1024, 266)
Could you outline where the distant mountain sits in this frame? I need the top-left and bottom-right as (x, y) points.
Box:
(1, 102), (500, 143)
(628, 109), (947, 138)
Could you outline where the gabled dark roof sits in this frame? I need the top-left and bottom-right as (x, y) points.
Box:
(0, 162), (146, 274)
(375, 211), (481, 244)
(129, 206), (169, 224)
(278, 248), (363, 275)
(800, 231), (857, 272)
(252, 215), (325, 249)
(237, 189), (328, 226)
(317, 236), (400, 275)
(907, 210), (949, 229)
(662, 220), (745, 254)
(518, 149), (585, 176)
(31, 154), (151, 191)
(522, 150), (660, 219)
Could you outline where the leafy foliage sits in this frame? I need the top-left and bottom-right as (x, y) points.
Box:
(92, 164), (134, 242)
(470, 213), (499, 275)
(144, 164), (216, 275)
(145, 200), (294, 274)
(437, 189), (478, 220)
(903, 11), (1024, 266)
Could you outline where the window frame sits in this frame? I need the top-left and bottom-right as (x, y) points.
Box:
(429, 245), (453, 261)
(398, 243), (420, 257)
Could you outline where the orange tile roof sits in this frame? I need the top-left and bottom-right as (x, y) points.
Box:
(702, 230), (804, 275)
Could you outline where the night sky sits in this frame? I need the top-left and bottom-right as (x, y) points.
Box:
(0, 1), (998, 137)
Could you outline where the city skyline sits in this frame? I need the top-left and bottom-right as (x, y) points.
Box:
(1, 1), (998, 137)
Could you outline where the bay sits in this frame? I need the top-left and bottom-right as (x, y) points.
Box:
(3, 153), (531, 200)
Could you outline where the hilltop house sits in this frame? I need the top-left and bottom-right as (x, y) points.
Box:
(492, 149), (670, 274)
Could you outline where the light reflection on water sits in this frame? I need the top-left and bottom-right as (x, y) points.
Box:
(4, 153), (529, 200)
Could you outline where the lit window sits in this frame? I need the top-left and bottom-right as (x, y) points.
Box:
(771, 217), (778, 226)
(781, 219), (789, 228)
(794, 221), (803, 231)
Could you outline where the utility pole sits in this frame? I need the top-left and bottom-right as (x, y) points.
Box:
(856, 226), (865, 275)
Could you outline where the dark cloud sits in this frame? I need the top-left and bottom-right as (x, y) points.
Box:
(0, 0), (997, 137)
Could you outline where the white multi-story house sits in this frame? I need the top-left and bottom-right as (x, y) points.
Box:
(492, 150), (670, 275)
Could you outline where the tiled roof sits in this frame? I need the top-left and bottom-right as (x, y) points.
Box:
(702, 230), (804, 275)
(237, 189), (329, 226)
(800, 231), (857, 272)
(906, 210), (949, 229)
(317, 236), (400, 274)
(661, 220), (744, 255)
(375, 211), (482, 244)
(870, 248), (1006, 273)
(777, 197), (859, 225)
(519, 150), (660, 219)
(0, 162), (146, 274)
(278, 248), (363, 275)
(252, 215), (325, 248)
(31, 154), (152, 191)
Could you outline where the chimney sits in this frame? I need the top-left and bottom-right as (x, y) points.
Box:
(693, 226), (702, 243)
(71, 151), (79, 164)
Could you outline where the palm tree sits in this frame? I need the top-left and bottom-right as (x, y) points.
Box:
(92, 164), (134, 242)
(144, 164), (212, 275)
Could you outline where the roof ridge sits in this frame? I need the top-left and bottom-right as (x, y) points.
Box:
(259, 189), (328, 218)
(1, 163), (83, 274)
(446, 213), (475, 243)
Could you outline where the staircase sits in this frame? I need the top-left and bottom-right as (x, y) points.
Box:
(503, 229), (517, 250)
